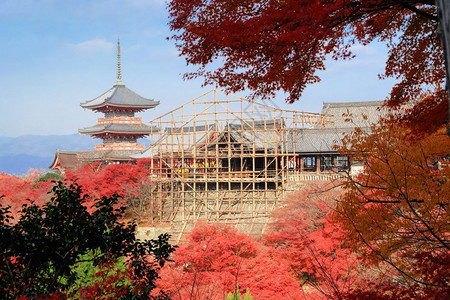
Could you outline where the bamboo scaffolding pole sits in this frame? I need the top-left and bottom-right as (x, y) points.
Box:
(143, 89), (331, 239)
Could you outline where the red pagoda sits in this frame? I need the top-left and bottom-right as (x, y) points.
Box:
(79, 39), (158, 162)
(50, 39), (158, 171)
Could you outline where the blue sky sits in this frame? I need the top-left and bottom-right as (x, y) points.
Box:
(0, 0), (397, 137)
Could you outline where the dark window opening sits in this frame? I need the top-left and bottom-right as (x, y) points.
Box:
(321, 156), (334, 172)
(303, 156), (316, 172)
(337, 156), (349, 172)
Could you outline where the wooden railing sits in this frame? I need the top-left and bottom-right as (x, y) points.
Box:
(97, 116), (142, 125)
(95, 143), (146, 151)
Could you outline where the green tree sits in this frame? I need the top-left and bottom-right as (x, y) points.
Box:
(35, 172), (63, 183)
(63, 248), (131, 299)
(226, 286), (253, 300)
(0, 181), (176, 299)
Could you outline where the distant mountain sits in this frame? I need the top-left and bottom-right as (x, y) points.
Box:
(0, 154), (55, 175)
(0, 134), (97, 175)
(0, 134), (97, 157)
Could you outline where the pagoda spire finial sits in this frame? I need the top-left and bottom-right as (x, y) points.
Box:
(115, 38), (124, 86)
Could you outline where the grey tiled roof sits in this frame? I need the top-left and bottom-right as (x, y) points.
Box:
(225, 123), (282, 152)
(135, 100), (390, 158)
(288, 128), (354, 154)
(79, 123), (155, 135)
(225, 125), (351, 154)
(49, 150), (82, 169)
(164, 124), (215, 133)
(321, 101), (388, 128)
(233, 119), (283, 130)
(81, 84), (159, 109)
(79, 150), (140, 161)
(50, 149), (140, 168)
(135, 123), (353, 158)
(291, 101), (390, 153)
(132, 149), (152, 159)
(133, 124), (216, 158)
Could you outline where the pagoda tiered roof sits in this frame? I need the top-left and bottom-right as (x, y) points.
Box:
(78, 150), (140, 161)
(80, 84), (159, 112)
(79, 123), (156, 135)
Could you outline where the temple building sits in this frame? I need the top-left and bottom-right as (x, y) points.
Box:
(50, 39), (159, 171)
(129, 90), (389, 241)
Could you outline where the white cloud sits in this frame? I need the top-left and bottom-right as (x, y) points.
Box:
(323, 43), (389, 72)
(349, 44), (378, 56)
(67, 39), (114, 53)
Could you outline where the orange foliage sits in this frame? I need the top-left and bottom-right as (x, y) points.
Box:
(335, 121), (450, 295)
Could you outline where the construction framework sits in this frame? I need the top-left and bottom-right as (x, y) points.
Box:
(140, 90), (329, 241)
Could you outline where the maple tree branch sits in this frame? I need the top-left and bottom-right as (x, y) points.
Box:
(363, 199), (424, 204)
(335, 207), (446, 288)
(403, 197), (450, 250)
(384, 149), (450, 250)
(381, 153), (450, 250)
(329, 1), (429, 29)
(399, 2), (438, 21)
(2, 252), (18, 297)
(299, 268), (333, 299)
(306, 244), (345, 300)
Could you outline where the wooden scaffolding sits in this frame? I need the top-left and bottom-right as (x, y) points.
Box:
(142, 89), (328, 241)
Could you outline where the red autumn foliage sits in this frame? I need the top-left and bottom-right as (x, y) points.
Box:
(0, 159), (154, 218)
(64, 159), (153, 200)
(345, 251), (450, 299)
(0, 170), (53, 218)
(17, 293), (64, 300)
(157, 222), (303, 299)
(168, 0), (447, 132)
(265, 182), (370, 299)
